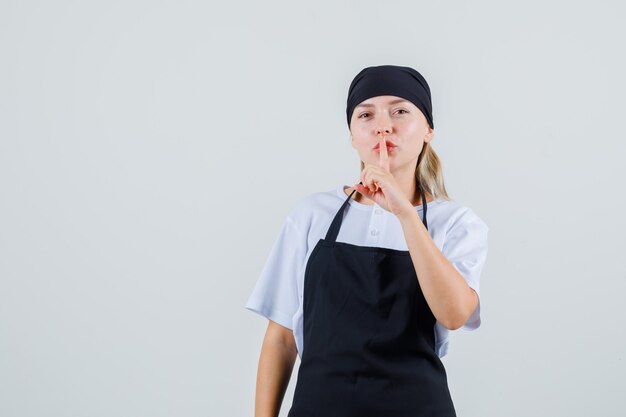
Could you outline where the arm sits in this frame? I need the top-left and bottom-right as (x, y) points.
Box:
(397, 209), (478, 330)
(253, 320), (298, 417)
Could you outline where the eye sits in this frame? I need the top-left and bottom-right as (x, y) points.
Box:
(358, 109), (407, 119)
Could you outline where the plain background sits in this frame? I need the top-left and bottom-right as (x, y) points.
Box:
(1, 0), (625, 416)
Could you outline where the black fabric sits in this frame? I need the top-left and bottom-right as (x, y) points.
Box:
(287, 184), (457, 416)
(346, 65), (434, 130)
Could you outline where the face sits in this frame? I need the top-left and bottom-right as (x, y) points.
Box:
(349, 95), (433, 172)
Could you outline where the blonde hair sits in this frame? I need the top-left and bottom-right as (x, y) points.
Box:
(359, 141), (451, 202)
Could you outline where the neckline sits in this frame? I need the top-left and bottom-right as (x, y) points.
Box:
(337, 185), (441, 211)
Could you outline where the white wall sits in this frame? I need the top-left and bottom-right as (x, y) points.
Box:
(1, 1), (624, 416)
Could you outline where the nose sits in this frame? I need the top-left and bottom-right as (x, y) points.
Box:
(374, 113), (392, 136)
(375, 125), (392, 136)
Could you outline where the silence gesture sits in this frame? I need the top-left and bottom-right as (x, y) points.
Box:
(354, 135), (416, 218)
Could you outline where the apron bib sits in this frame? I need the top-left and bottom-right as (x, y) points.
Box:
(287, 186), (457, 417)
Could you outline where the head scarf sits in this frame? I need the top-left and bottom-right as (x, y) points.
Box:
(346, 65), (434, 130)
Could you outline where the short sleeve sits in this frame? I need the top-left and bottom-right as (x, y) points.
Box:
(442, 209), (489, 331)
(245, 216), (307, 331)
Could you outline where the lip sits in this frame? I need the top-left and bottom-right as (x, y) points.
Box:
(373, 139), (397, 150)
(374, 145), (396, 153)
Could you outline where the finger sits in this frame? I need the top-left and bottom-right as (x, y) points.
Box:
(363, 164), (380, 193)
(361, 167), (375, 193)
(355, 182), (371, 199)
(366, 171), (377, 193)
(379, 136), (389, 170)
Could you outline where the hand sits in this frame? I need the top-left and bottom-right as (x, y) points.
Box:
(353, 135), (415, 218)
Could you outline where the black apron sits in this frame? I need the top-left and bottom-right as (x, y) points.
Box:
(287, 185), (457, 417)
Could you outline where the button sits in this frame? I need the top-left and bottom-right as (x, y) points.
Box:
(375, 209), (383, 215)
(370, 229), (379, 236)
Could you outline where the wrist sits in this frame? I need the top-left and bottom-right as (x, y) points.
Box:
(396, 205), (418, 224)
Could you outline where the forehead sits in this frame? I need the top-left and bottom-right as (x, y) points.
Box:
(355, 96), (412, 108)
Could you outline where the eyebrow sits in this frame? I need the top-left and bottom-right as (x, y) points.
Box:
(355, 98), (410, 109)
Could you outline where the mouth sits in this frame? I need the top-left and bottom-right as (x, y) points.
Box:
(373, 140), (397, 153)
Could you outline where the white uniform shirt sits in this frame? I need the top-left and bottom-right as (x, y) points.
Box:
(245, 184), (489, 359)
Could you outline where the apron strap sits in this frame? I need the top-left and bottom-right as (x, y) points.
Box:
(326, 182), (429, 242)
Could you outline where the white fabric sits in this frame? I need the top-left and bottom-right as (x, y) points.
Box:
(245, 184), (489, 359)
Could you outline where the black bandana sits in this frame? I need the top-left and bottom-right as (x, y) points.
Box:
(346, 65), (434, 130)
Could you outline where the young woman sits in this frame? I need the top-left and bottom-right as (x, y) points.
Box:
(245, 65), (489, 417)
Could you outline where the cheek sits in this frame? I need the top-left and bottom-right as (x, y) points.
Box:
(351, 133), (369, 148)
(400, 119), (421, 133)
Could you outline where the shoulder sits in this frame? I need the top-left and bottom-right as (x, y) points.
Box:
(430, 198), (489, 234)
(283, 186), (344, 233)
(289, 188), (347, 221)
(430, 199), (489, 260)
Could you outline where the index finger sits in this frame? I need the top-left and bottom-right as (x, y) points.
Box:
(378, 135), (390, 171)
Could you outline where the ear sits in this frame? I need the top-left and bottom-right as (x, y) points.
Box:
(424, 128), (434, 143)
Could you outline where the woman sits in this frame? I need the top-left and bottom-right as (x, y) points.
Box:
(245, 65), (489, 416)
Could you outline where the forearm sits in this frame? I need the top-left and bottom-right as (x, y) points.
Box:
(254, 335), (298, 417)
(397, 209), (477, 330)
